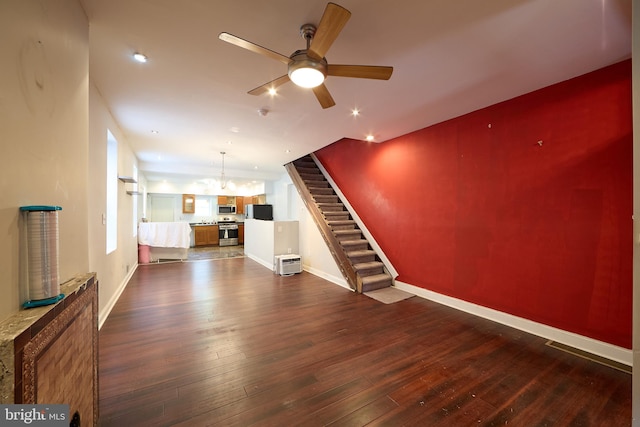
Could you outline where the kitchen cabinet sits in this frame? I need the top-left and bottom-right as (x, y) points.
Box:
(236, 197), (245, 214)
(248, 194), (267, 204)
(238, 223), (244, 244)
(218, 195), (238, 205)
(194, 225), (219, 246)
(182, 194), (195, 213)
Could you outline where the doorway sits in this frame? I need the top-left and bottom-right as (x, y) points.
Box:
(149, 195), (175, 222)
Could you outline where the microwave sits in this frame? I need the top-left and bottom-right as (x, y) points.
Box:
(218, 205), (236, 214)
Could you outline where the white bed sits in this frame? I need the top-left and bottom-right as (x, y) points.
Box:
(138, 222), (192, 262)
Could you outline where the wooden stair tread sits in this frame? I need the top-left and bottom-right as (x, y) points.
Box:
(315, 196), (340, 203)
(325, 215), (350, 221)
(361, 273), (392, 283)
(306, 181), (331, 187)
(361, 273), (393, 291)
(334, 229), (361, 235)
(328, 220), (355, 226)
(296, 167), (322, 174)
(354, 261), (384, 270)
(309, 188), (334, 195)
(347, 249), (376, 258)
(318, 204), (346, 212)
(341, 242), (369, 251)
(341, 239), (368, 244)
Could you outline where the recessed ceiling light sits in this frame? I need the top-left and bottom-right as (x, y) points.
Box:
(230, 127), (240, 133)
(268, 88), (277, 96)
(133, 52), (148, 63)
(227, 140), (233, 145)
(285, 149), (291, 153)
(351, 108), (360, 117)
(150, 130), (159, 134)
(365, 135), (375, 142)
(254, 166), (258, 170)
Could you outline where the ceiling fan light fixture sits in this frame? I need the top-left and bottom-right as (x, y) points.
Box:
(220, 151), (227, 190)
(288, 52), (327, 88)
(289, 67), (325, 88)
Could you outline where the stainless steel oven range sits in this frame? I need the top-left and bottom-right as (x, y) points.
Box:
(218, 221), (238, 246)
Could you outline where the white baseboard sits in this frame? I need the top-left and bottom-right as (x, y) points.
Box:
(245, 253), (352, 290)
(304, 265), (351, 291)
(98, 263), (138, 330)
(394, 280), (632, 367)
(247, 253), (352, 291)
(246, 253), (274, 271)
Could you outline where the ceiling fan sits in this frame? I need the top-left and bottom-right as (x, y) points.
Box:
(218, 2), (393, 109)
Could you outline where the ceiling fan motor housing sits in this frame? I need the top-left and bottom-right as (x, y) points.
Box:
(288, 50), (328, 87)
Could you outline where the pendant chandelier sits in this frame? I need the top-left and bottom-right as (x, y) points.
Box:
(220, 151), (227, 190)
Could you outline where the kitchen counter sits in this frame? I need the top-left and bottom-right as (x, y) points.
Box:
(139, 222), (191, 248)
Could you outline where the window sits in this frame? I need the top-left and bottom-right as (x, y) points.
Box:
(106, 130), (118, 254)
(132, 164), (138, 237)
(195, 197), (211, 217)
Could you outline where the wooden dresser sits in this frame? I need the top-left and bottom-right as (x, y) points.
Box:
(0, 273), (98, 426)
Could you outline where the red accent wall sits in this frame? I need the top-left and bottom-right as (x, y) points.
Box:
(316, 60), (632, 349)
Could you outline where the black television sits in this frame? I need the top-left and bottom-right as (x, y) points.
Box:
(249, 204), (273, 220)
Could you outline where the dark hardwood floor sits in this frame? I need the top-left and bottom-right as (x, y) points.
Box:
(99, 257), (631, 426)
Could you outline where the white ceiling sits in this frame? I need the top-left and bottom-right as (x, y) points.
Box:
(81, 0), (632, 188)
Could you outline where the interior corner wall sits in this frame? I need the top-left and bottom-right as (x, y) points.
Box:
(316, 60), (632, 349)
(0, 1), (90, 322)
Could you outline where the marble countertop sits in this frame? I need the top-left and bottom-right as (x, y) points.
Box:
(0, 272), (95, 342)
(0, 272), (96, 403)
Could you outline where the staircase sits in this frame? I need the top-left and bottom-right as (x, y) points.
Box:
(285, 155), (393, 293)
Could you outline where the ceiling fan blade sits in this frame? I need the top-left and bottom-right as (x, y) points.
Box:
(312, 84), (336, 109)
(248, 75), (290, 96)
(219, 32), (291, 65)
(327, 64), (393, 80)
(308, 3), (351, 60)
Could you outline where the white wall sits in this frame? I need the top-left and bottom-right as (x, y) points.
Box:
(272, 174), (294, 221)
(0, 0), (90, 321)
(88, 83), (140, 326)
(244, 219), (299, 268)
(271, 172), (347, 288)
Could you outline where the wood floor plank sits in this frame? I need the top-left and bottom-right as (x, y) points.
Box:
(99, 257), (632, 426)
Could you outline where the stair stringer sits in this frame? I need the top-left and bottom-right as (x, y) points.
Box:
(310, 153), (398, 280)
